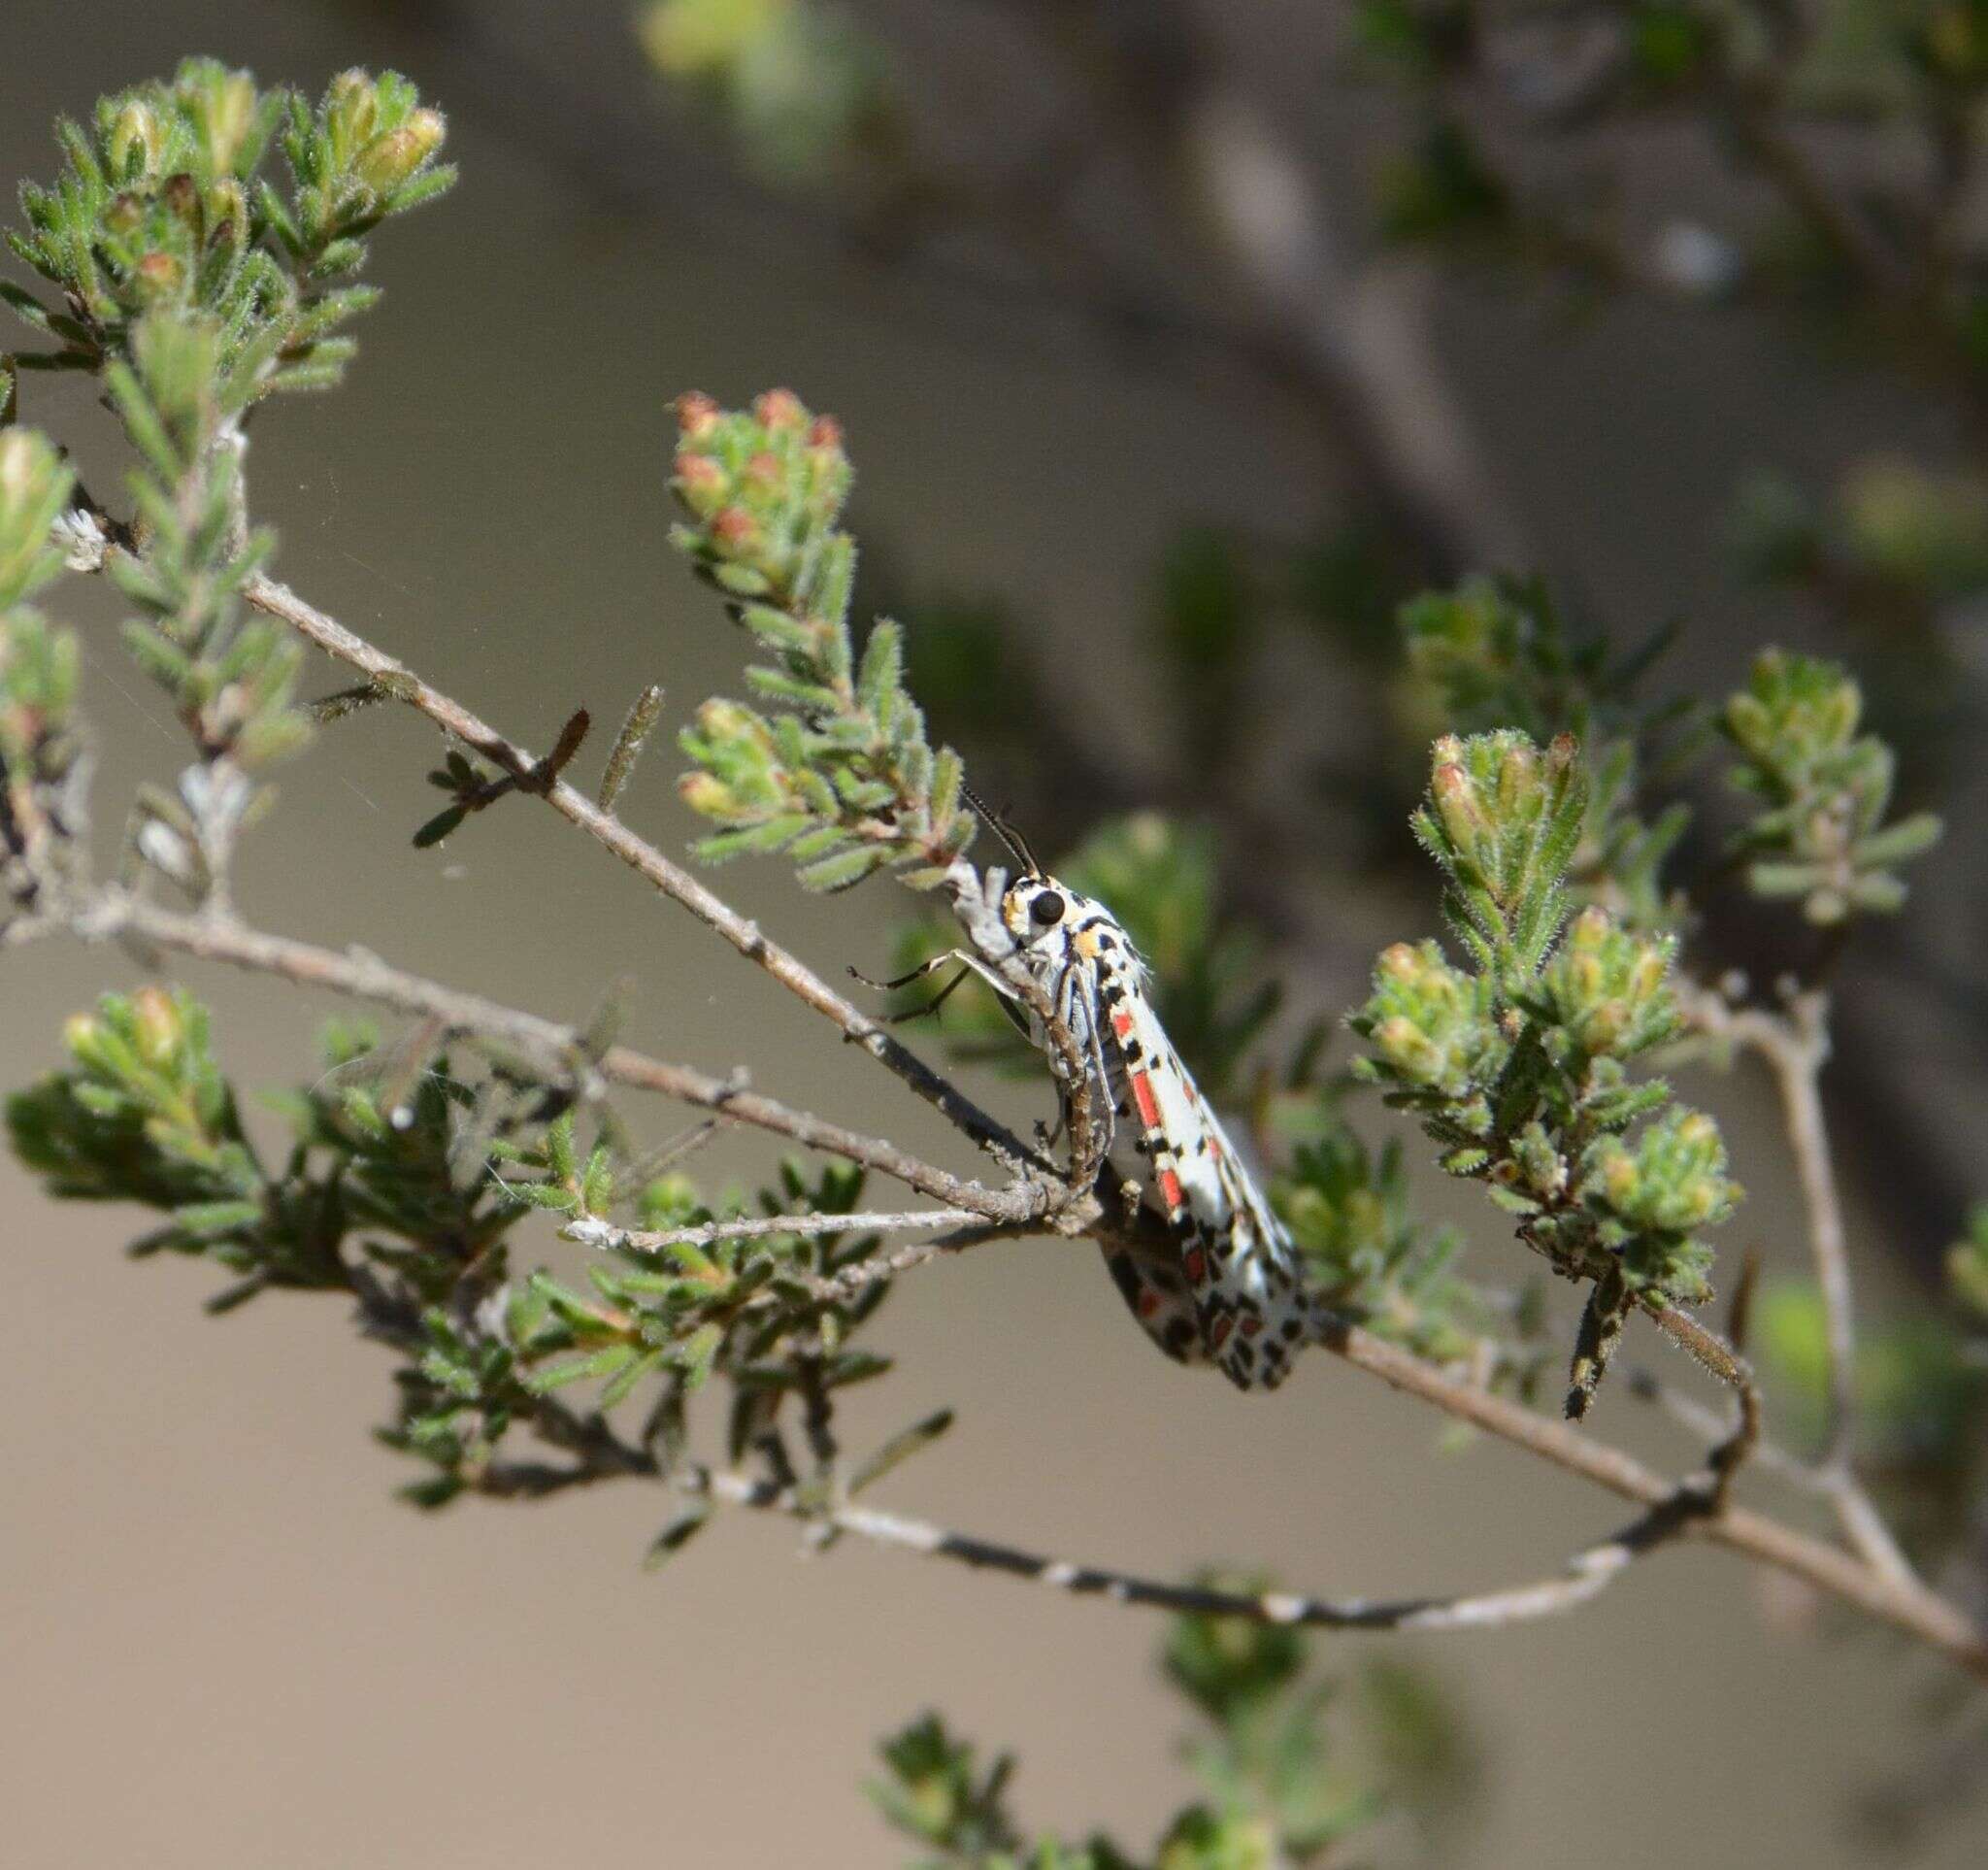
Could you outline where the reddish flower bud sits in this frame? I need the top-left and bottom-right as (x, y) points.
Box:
(752, 388), (807, 432)
(133, 251), (184, 295)
(742, 451), (785, 493)
(674, 391), (720, 440)
(806, 415), (844, 449)
(673, 451), (726, 513)
(711, 507), (759, 551)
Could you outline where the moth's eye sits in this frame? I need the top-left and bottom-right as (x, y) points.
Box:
(1029, 889), (1066, 927)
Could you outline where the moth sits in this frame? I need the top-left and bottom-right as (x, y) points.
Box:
(874, 804), (1312, 1390)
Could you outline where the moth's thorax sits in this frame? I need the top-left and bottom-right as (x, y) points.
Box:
(998, 875), (1143, 997)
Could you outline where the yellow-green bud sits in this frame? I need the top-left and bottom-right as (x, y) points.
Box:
(1378, 942), (1421, 983)
(1676, 1111), (1717, 1151)
(1432, 760), (1481, 853)
(327, 70), (379, 151)
(694, 698), (756, 741)
(108, 101), (162, 179)
(204, 70), (259, 174)
(1496, 736), (1538, 814)
(677, 772), (734, 818)
(1628, 943), (1669, 999)
(130, 986), (182, 1066)
(1375, 1015), (1435, 1078)
(355, 110), (446, 193)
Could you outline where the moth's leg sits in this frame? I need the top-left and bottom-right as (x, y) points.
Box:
(1049, 958), (1117, 1159)
(848, 949), (1021, 1023)
(848, 951), (973, 993)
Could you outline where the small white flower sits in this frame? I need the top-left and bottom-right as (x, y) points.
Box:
(50, 507), (108, 573)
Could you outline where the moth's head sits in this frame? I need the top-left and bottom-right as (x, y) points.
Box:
(1000, 873), (1072, 944)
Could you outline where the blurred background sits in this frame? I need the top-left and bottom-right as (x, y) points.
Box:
(5, 2), (1988, 1864)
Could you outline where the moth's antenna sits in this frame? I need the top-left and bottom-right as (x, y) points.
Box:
(960, 783), (1043, 876)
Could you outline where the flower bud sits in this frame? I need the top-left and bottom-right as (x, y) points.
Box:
(1375, 1015), (1430, 1073)
(711, 507), (760, 553)
(108, 101), (162, 179)
(327, 70), (379, 150)
(674, 391), (720, 440)
(741, 451), (785, 494)
(672, 451), (726, 515)
(694, 698), (751, 737)
(1432, 760), (1481, 853)
(203, 70), (259, 174)
(130, 985), (182, 1066)
(132, 251), (184, 299)
(1676, 1111), (1716, 1151)
(1496, 736), (1538, 813)
(806, 415), (843, 449)
(752, 388), (807, 432)
(355, 111), (447, 192)
(677, 772), (733, 817)
(62, 1012), (102, 1057)
(1378, 942), (1421, 983)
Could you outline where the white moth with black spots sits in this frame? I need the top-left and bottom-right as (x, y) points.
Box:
(875, 811), (1313, 1390)
(988, 870), (1311, 1390)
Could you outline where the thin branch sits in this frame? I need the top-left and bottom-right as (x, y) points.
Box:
(1626, 1366), (1823, 1493)
(683, 1467), (1706, 1634)
(233, 568), (1044, 1183)
(63, 890), (1054, 1223)
(565, 1207), (985, 1254)
(1677, 983), (1910, 1569)
(1302, 1310), (1988, 1681)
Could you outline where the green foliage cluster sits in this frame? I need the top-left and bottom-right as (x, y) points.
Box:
(3, 61), (454, 905)
(10, 993), (552, 1432)
(108, 312), (305, 777)
(0, 429), (83, 921)
(1398, 576), (1692, 934)
(1721, 649), (1942, 922)
(672, 389), (974, 890)
(637, 0), (887, 184)
(1737, 459), (1988, 607)
(1279, 1127), (1539, 1391)
(4, 59), (451, 402)
(873, 1599), (1470, 1868)
(5, 985), (952, 1520)
(1351, 730), (1740, 1414)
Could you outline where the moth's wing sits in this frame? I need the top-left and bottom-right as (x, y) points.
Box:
(1105, 993), (1309, 1391)
(1057, 950), (1209, 1369)
(1096, 1233), (1209, 1368)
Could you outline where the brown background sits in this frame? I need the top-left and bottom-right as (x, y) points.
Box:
(3, 4), (1984, 1865)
